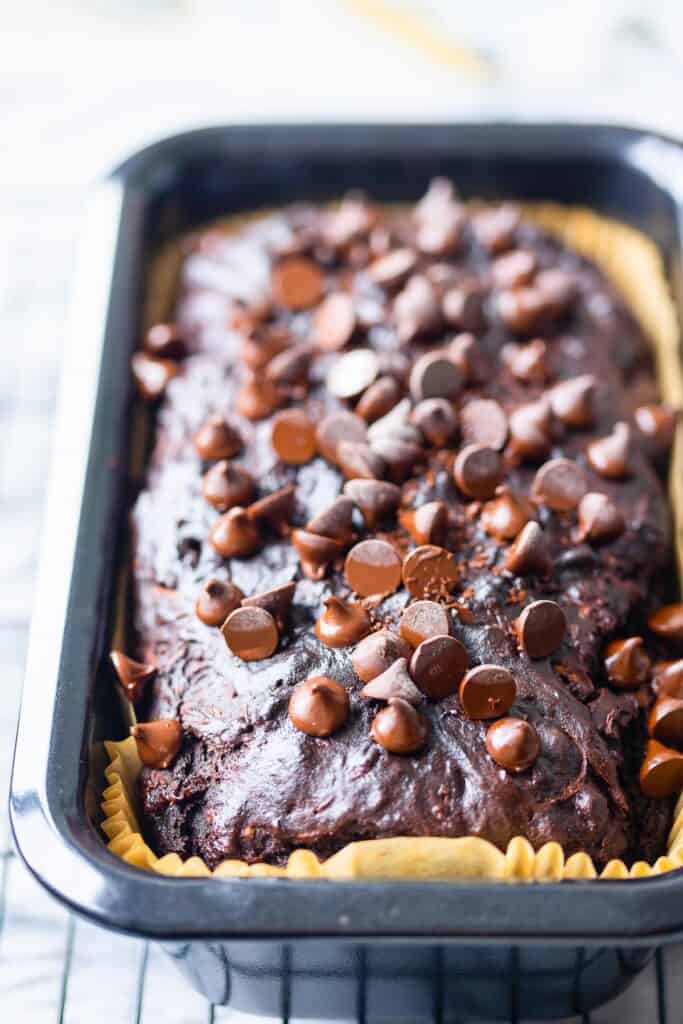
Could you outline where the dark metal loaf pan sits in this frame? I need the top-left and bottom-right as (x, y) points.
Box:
(10, 123), (683, 1021)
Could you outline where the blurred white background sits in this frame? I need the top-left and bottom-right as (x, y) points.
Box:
(1, 2), (683, 1021)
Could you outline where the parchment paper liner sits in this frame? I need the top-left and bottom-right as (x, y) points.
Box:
(101, 202), (683, 881)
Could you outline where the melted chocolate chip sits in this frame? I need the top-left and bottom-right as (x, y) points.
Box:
(370, 698), (428, 754)
(453, 444), (504, 500)
(532, 457), (587, 511)
(289, 676), (350, 737)
(110, 650), (156, 703)
(131, 720), (183, 769)
(514, 600), (566, 659)
(345, 538), (402, 597)
(485, 717), (540, 773)
(459, 665), (517, 720)
(221, 606), (279, 661)
(195, 578), (244, 627)
(315, 595), (371, 648)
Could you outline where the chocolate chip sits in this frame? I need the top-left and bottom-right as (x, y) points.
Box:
(416, 206), (464, 257)
(415, 177), (459, 221)
(313, 292), (357, 351)
(247, 484), (296, 533)
(532, 457), (587, 511)
(370, 436), (422, 483)
(343, 478), (401, 529)
(577, 492), (624, 545)
(639, 739), (683, 798)
(361, 658), (423, 704)
(288, 676), (350, 737)
(399, 501), (449, 546)
(315, 595), (370, 648)
(503, 521), (552, 576)
(209, 507), (262, 558)
(480, 486), (535, 541)
(271, 408), (317, 465)
(635, 404), (677, 461)
(367, 398), (421, 445)
(442, 284), (484, 332)
(536, 268), (576, 316)
(402, 544), (459, 599)
(460, 399), (508, 451)
(399, 599), (451, 648)
(355, 376), (402, 423)
(549, 375), (595, 428)
(242, 325), (290, 372)
(345, 538), (402, 597)
(485, 717), (540, 773)
(145, 322), (187, 359)
(654, 660), (683, 699)
(130, 719), (182, 769)
(337, 441), (385, 480)
(605, 637), (651, 688)
(194, 415), (244, 461)
(453, 444), (504, 500)
(409, 635), (468, 699)
(110, 650), (156, 703)
(131, 352), (177, 401)
(492, 249), (537, 289)
(325, 196), (376, 247)
(649, 697), (683, 749)
(202, 461), (255, 511)
(272, 257), (323, 310)
(508, 397), (552, 461)
(410, 398), (458, 446)
(316, 411), (367, 464)
(394, 275), (441, 342)
(514, 600), (566, 659)
(352, 630), (412, 683)
(473, 204), (519, 254)
(649, 604), (683, 644)
(371, 698), (428, 754)
(369, 247), (417, 288)
(195, 578), (244, 627)
(292, 528), (344, 580)
(501, 338), (548, 383)
(586, 422), (632, 479)
(241, 581), (297, 630)
(447, 332), (480, 381)
(307, 496), (356, 543)
(497, 286), (547, 335)
(266, 343), (312, 387)
(327, 348), (379, 400)
(409, 351), (463, 402)
(459, 665), (517, 720)
(236, 376), (283, 420)
(222, 606), (279, 661)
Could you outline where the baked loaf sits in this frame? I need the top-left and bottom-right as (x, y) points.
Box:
(123, 182), (682, 871)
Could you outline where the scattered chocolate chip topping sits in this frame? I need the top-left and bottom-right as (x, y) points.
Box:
(492, 248), (537, 289)
(410, 398), (457, 446)
(313, 292), (357, 352)
(292, 528), (345, 580)
(247, 484), (296, 534)
(514, 600), (566, 659)
(237, 376), (282, 420)
(649, 698), (683, 749)
(130, 719), (182, 769)
(459, 664), (517, 720)
(194, 415), (243, 461)
(447, 330), (481, 376)
(480, 485), (535, 540)
(549, 375), (596, 428)
(242, 325), (289, 372)
(460, 398), (508, 451)
(501, 337), (548, 383)
(503, 521), (552, 576)
(634, 403), (677, 461)
(327, 348), (379, 400)
(399, 501), (449, 546)
(110, 650), (156, 703)
(266, 344), (313, 388)
(536, 268), (576, 316)
(307, 496), (356, 544)
(394, 275), (442, 343)
(355, 376), (402, 423)
(532, 457), (587, 511)
(605, 637), (651, 689)
(221, 605), (279, 661)
(409, 351), (462, 402)
(485, 717), (540, 773)
(367, 398), (422, 446)
(352, 630), (412, 683)
(577, 491), (625, 545)
(586, 421), (632, 479)
(370, 435), (423, 483)
(241, 581), (297, 630)
(507, 396), (553, 462)
(209, 507), (262, 558)
(497, 286), (547, 335)
(343, 478), (401, 529)
(315, 595), (371, 648)
(345, 538), (402, 597)
(131, 352), (177, 401)
(288, 676), (350, 737)
(202, 460), (255, 511)
(654, 660), (683, 700)
(337, 440), (385, 480)
(370, 698), (429, 754)
(399, 599), (451, 649)
(272, 257), (324, 310)
(639, 740), (683, 798)
(195, 578), (244, 627)
(369, 247), (417, 288)
(316, 411), (367, 464)
(361, 657), (422, 704)
(271, 408), (317, 465)
(145, 322), (187, 360)
(453, 444), (504, 500)
(648, 604), (683, 644)
(402, 544), (459, 599)
(409, 635), (468, 699)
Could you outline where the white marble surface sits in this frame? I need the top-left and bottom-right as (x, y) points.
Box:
(2, 2), (683, 1020)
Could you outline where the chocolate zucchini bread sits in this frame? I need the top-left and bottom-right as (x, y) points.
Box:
(115, 180), (683, 871)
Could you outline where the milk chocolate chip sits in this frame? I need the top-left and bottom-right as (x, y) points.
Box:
(399, 501), (449, 546)
(586, 422), (632, 479)
(605, 637), (651, 688)
(640, 740), (683, 798)
(202, 461), (255, 511)
(502, 338), (547, 383)
(654, 660), (683, 700)
(248, 484), (296, 534)
(221, 606), (279, 661)
(356, 376), (402, 423)
(131, 352), (177, 401)
(459, 665), (517, 720)
(289, 677), (350, 737)
(345, 539), (402, 597)
(237, 376), (283, 420)
(316, 411), (367, 464)
(292, 529), (344, 580)
(195, 578), (244, 627)
(410, 398), (458, 447)
(460, 399), (508, 452)
(272, 257), (323, 310)
(352, 630), (412, 683)
(343, 478), (401, 529)
(194, 415), (243, 461)
(144, 322), (187, 359)
(481, 486), (535, 541)
(486, 718), (540, 773)
(315, 595), (371, 647)
(508, 397), (553, 462)
(577, 492), (624, 545)
(549, 375), (595, 428)
(649, 698), (683, 749)
(110, 650), (156, 703)
(503, 521), (552, 576)
(209, 507), (261, 558)
(514, 600), (566, 659)
(371, 698), (428, 754)
(307, 496), (356, 544)
(649, 604), (683, 644)
(409, 635), (468, 699)
(409, 351), (462, 403)
(532, 457), (587, 511)
(399, 600), (451, 649)
(361, 658), (422, 704)
(241, 581), (297, 630)
(453, 444), (504, 500)
(130, 720), (183, 769)
(327, 348), (379, 400)
(271, 409), (317, 465)
(313, 292), (357, 351)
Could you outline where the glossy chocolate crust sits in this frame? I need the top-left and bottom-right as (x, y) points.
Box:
(133, 193), (674, 869)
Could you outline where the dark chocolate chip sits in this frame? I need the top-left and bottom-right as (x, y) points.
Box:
(394, 275), (441, 342)
(473, 204), (520, 253)
(650, 698), (683, 749)
(491, 249), (537, 289)
(507, 397), (552, 461)
(501, 338), (548, 383)
(442, 285), (484, 332)
(635, 404), (677, 461)
(370, 436), (423, 483)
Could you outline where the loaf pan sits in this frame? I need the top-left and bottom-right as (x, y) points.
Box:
(10, 123), (683, 1020)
